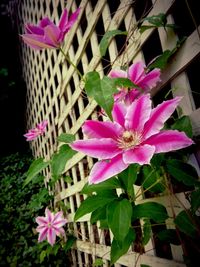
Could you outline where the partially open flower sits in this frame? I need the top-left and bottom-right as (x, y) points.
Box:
(21, 8), (80, 50)
(24, 120), (48, 141)
(109, 61), (161, 104)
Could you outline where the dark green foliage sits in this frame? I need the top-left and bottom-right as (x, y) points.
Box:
(0, 153), (71, 266)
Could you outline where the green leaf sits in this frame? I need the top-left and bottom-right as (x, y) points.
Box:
(99, 219), (109, 229)
(40, 250), (46, 263)
(63, 175), (73, 183)
(92, 258), (104, 266)
(171, 115), (193, 138)
(157, 229), (180, 245)
(111, 228), (136, 264)
(142, 13), (167, 27)
(107, 199), (132, 243)
(174, 210), (197, 238)
(191, 188), (200, 212)
(166, 159), (199, 187)
(140, 13), (176, 34)
(51, 144), (77, 181)
(81, 177), (121, 194)
(139, 25), (156, 33)
(64, 235), (77, 252)
(118, 164), (139, 197)
(74, 195), (117, 221)
(0, 68), (8, 76)
(112, 77), (140, 90)
(57, 133), (75, 143)
(90, 207), (106, 224)
(148, 50), (172, 70)
(52, 244), (60, 256)
(99, 30), (127, 57)
(132, 202), (168, 223)
(148, 38), (186, 70)
(85, 72), (118, 120)
(142, 219), (151, 245)
(23, 158), (49, 187)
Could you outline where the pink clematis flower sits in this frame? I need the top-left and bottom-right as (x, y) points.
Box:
(21, 8), (80, 50)
(36, 208), (67, 246)
(70, 94), (193, 184)
(24, 120), (48, 141)
(109, 61), (161, 104)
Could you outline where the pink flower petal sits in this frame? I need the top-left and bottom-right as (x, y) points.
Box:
(63, 8), (81, 34)
(36, 216), (48, 225)
(89, 154), (128, 184)
(125, 94), (151, 132)
(143, 96), (182, 139)
(108, 69), (127, 78)
(37, 120), (48, 131)
(39, 17), (53, 28)
(53, 226), (65, 237)
(25, 23), (44, 35)
(53, 219), (67, 228)
(138, 68), (161, 89)
(125, 89), (141, 104)
(114, 89), (127, 102)
(82, 120), (123, 139)
(112, 102), (127, 127)
(123, 144), (155, 165)
(47, 228), (56, 246)
(128, 61), (145, 84)
(70, 138), (121, 159)
(58, 9), (69, 31)
(44, 24), (61, 47)
(144, 130), (194, 153)
(38, 227), (48, 242)
(21, 34), (55, 49)
(45, 208), (54, 223)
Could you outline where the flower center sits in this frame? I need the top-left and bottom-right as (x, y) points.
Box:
(47, 222), (52, 228)
(118, 130), (142, 149)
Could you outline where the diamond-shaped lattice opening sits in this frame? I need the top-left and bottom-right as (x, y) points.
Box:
(79, 9), (88, 35)
(69, 78), (76, 94)
(72, 32), (79, 52)
(95, 13), (104, 43)
(42, 1), (47, 14)
(73, 101), (80, 120)
(133, 0), (153, 21)
(49, 1), (54, 17)
(171, 0), (200, 39)
(67, 114), (73, 128)
(115, 20), (127, 56)
(107, 0), (121, 18)
(142, 29), (163, 65)
(187, 56), (200, 109)
(57, 1), (62, 17)
(85, 40), (93, 62)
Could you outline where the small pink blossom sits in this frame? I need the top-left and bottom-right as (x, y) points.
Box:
(70, 94), (193, 184)
(24, 120), (48, 141)
(109, 61), (161, 104)
(21, 8), (80, 50)
(36, 208), (67, 246)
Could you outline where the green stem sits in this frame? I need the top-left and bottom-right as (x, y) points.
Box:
(59, 47), (84, 81)
(135, 178), (162, 200)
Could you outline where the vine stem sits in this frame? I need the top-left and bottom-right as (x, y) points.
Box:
(59, 47), (84, 82)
